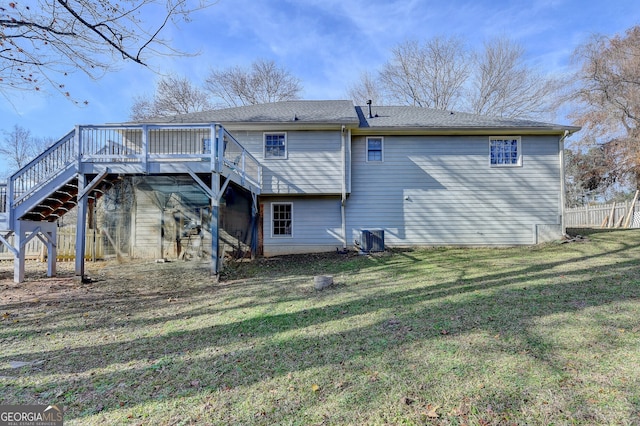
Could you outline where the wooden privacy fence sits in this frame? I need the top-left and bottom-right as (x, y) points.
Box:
(564, 192), (640, 228)
(0, 227), (105, 261)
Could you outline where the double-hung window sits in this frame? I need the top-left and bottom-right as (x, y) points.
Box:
(490, 137), (521, 166)
(366, 137), (383, 162)
(264, 132), (287, 159)
(272, 203), (292, 237)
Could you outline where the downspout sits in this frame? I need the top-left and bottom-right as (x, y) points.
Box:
(559, 130), (569, 236)
(341, 125), (347, 250)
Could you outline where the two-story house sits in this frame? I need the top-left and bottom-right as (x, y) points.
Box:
(150, 100), (578, 256)
(0, 100), (579, 282)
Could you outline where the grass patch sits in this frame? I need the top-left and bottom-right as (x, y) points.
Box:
(1, 230), (640, 424)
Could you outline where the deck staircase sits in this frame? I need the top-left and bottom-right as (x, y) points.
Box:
(0, 124), (261, 282)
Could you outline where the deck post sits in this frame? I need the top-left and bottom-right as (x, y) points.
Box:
(13, 221), (25, 283)
(211, 189), (219, 277)
(32, 222), (58, 277)
(75, 174), (88, 278)
(210, 125), (226, 277)
(250, 192), (258, 259)
(44, 224), (57, 277)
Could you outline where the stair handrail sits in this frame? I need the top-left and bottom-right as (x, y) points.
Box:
(9, 130), (78, 209)
(216, 125), (262, 189)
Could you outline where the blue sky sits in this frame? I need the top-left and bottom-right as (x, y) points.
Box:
(1, 0), (639, 175)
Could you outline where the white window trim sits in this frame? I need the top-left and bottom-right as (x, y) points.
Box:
(489, 136), (522, 167)
(271, 202), (293, 238)
(264, 132), (288, 160)
(366, 136), (384, 163)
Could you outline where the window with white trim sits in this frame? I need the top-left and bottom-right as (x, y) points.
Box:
(490, 137), (521, 166)
(272, 203), (292, 237)
(264, 132), (287, 159)
(366, 137), (383, 162)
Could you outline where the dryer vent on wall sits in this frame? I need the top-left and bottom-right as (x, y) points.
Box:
(361, 229), (384, 252)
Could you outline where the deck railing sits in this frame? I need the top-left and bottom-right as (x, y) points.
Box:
(7, 124), (261, 219)
(11, 130), (77, 206)
(217, 126), (262, 189)
(0, 181), (7, 214)
(80, 127), (144, 161)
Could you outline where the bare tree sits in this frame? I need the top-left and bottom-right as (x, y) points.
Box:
(346, 71), (386, 106)
(568, 25), (640, 188)
(0, 124), (48, 171)
(130, 75), (212, 120)
(378, 37), (470, 109)
(469, 38), (559, 119)
(31, 135), (55, 156)
(1, 0), (215, 100)
(346, 36), (558, 120)
(205, 59), (302, 107)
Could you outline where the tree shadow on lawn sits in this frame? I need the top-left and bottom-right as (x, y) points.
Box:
(1, 236), (640, 423)
(1, 236), (633, 343)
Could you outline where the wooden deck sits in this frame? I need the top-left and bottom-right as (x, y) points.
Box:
(0, 124), (261, 282)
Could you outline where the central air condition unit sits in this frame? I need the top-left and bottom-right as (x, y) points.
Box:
(361, 229), (384, 252)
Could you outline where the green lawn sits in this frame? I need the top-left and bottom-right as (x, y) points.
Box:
(1, 229), (640, 425)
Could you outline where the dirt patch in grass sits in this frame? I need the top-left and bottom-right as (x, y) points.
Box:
(0, 259), (212, 310)
(2, 263), (84, 306)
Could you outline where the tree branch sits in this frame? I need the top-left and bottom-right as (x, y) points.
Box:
(54, 0), (146, 65)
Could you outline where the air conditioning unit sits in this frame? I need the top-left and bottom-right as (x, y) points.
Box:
(361, 229), (384, 252)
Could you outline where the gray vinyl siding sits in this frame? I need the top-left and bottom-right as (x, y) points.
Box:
(132, 187), (214, 259)
(133, 189), (162, 258)
(229, 130), (344, 195)
(347, 135), (562, 246)
(262, 196), (343, 256)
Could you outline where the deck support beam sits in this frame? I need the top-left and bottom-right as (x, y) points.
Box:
(187, 170), (214, 199)
(250, 192), (258, 259)
(9, 221), (57, 283)
(187, 169), (227, 278)
(13, 222), (25, 283)
(0, 231), (17, 256)
(211, 173), (220, 278)
(210, 124), (227, 278)
(35, 229), (57, 277)
(75, 174), (88, 279)
(77, 169), (109, 201)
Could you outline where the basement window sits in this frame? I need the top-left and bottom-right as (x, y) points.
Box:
(490, 137), (521, 166)
(272, 203), (292, 237)
(264, 132), (287, 159)
(366, 137), (383, 162)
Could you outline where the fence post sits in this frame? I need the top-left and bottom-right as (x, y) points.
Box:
(584, 203), (591, 226)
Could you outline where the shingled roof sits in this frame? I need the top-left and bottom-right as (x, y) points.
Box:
(137, 100), (579, 134)
(355, 105), (579, 133)
(145, 100), (359, 125)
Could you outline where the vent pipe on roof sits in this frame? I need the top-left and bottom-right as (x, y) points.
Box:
(366, 99), (373, 119)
